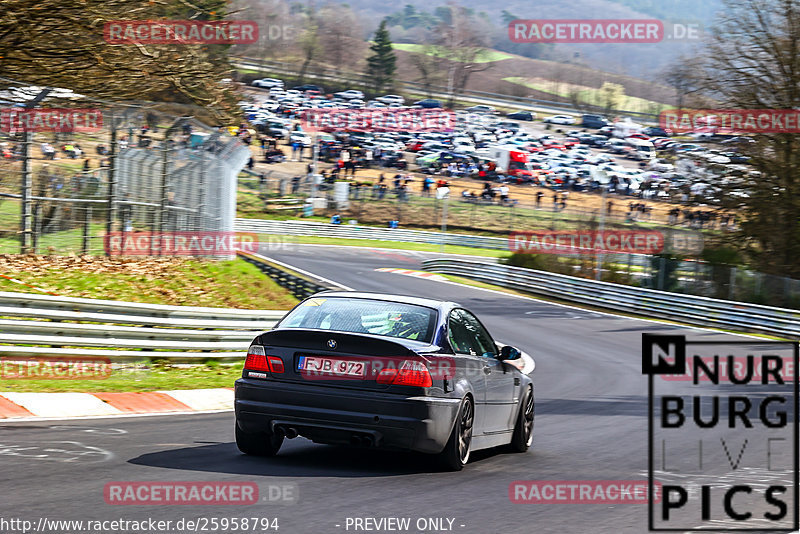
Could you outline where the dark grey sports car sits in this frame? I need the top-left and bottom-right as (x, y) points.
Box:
(234, 292), (535, 470)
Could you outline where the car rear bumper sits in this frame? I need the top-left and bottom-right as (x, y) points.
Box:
(234, 379), (461, 454)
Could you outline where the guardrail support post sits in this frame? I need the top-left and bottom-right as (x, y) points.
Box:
(657, 256), (666, 291)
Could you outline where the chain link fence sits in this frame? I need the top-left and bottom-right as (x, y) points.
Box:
(0, 95), (250, 257)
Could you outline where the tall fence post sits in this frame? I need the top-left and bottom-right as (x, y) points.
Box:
(82, 206), (92, 254)
(32, 203), (41, 254)
(105, 110), (118, 255)
(157, 135), (169, 255)
(20, 132), (32, 253)
(657, 256), (666, 291)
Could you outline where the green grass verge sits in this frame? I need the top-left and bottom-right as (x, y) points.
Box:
(0, 256), (299, 309)
(274, 234), (507, 258)
(0, 362), (244, 393)
(503, 76), (670, 114)
(391, 43), (514, 63)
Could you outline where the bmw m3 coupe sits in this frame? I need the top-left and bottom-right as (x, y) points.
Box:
(234, 292), (535, 470)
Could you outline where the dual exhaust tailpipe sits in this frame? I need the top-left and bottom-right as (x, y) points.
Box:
(274, 424), (374, 446)
(275, 425), (299, 439)
(350, 434), (374, 447)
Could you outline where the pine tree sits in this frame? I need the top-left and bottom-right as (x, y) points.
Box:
(366, 20), (397, 94)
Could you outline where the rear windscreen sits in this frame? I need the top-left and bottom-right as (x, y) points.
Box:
(278, 297), (437, 343)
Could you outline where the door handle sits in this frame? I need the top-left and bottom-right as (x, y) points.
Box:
(483, 365), (492, 374)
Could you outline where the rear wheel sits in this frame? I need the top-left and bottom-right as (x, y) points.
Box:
(439, 396), (474, 471)
(235, 423), (283, 457)
(509, 386), (534, 453)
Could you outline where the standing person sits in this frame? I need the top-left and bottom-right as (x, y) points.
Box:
(83, 158), (90, 172)
(552, 193), (559, 212)
(498, 183), (510, 205)
(41, 142), (55, 160)
(422, 176), (433, 197)
(536, 190), (544, 209)
(119, 193), (133, 233)
(607, 200), (614, 217)
(560, 191), (567, 211)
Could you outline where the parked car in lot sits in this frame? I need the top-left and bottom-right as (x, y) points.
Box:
(506, 110), (536, 121)
(334, 89), (365, 100)
(642, 126), (672, 137)
(414, 99), (443, 108)
(376, 94), (405, 105)
(581, 114), (609, 129)
(544, 115), (577, 125)
(465, 105), (496, 114)
(292, 84), (324, 93)
(235, 292), (536, 471)
(252, 78), (284, 88)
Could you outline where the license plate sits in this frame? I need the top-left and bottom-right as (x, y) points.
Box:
(297, 356), (366, 378)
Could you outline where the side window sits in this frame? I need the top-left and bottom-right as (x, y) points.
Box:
(448, 310), (477, 355)
(459, 310), (497, 358)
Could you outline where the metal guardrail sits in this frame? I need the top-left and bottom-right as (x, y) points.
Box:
(235, 218), (509, 250)
(0, 290), (286, 362)
(235, 219), (644, 265)
(0, 291), (282, 321)
(237, 250), (339, 299)
(421, 258), (800, 339)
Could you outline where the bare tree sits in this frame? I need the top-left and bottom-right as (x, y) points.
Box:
(318, 4), (363, 74)
(431, 3), (493, 106)
(697, 0), (800, 277)
(296, 7), (322, 83)
(663, 56), (705, 111)
(0, 0), (237, 119)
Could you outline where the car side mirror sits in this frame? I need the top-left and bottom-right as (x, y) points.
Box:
(498, 345), (521, 361)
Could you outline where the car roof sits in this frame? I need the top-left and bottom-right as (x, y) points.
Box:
(312, 291), (459, 311)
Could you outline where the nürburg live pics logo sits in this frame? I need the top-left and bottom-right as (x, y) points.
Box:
(643, 334), (799, 531)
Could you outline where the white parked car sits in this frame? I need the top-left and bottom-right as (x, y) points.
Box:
(376, 94), (405, 105)
(543, 115), (577, 125)
(252, 78), (284, 88)
(334, 89), (365, 100)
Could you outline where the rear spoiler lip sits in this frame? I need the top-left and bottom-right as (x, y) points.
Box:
(259, 328), (442, 355)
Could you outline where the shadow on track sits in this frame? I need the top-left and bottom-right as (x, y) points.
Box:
(128, 440), (504, 478)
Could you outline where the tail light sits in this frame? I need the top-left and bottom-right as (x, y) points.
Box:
(377, 360), (432, 388)
(245, 345), (270, 373)
(267, 356), (284, 374)
(244, 345), (284, 375)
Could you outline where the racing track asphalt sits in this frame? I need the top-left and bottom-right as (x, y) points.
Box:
(0, 244), (793, 534)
